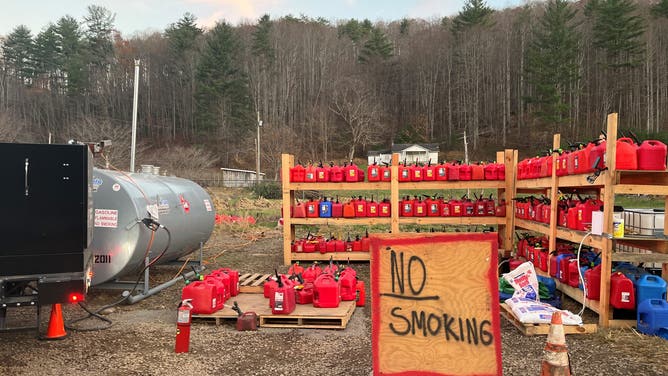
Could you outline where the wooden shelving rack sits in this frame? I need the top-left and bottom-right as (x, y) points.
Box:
(513, 113), (668, 328)
(281, 150), (517, 265)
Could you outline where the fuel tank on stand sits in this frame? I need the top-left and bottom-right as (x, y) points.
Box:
(90, 168), (215, 286)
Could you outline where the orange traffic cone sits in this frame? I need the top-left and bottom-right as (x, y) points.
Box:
(43, 303), (67, 340)
(540, 311), (571, 376)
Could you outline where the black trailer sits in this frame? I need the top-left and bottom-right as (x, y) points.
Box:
(0, 143), (93, 332)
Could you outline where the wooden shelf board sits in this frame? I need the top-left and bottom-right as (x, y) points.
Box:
(289, 252), (371, 262)
(555, 227), (605, 248)
(515, 177), (552, 190)
(290, 217), (392, 225)
(615, 238), (668, 253)
(617, 170), (668, 187)
(606, 319), (637, 329)
(615, 184), (668, 195)
(398, 180), (505, 190)
(399, 216), (506, 225)
(557, 173), (606, 188)
(612, 252), (668, 263)
(515, 219), (549, 235)
(288, 182), (391, 191)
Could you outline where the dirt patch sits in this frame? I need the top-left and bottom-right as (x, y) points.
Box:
(2, 192), (668, 375)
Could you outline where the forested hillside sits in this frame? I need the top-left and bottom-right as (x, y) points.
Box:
(1, 0), (667, 177)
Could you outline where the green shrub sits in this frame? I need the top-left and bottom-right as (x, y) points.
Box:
(250, 181), (281, 199)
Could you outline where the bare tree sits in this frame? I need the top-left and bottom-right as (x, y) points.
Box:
(329, 77), (380, 160)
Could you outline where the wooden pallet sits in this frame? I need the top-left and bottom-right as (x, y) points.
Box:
(193, 293), (269, 326)
(238, 273), (271, 294)
(500, 303), (598, 336)
(259, 300), (356, 329)
(192, 293), (356, 329)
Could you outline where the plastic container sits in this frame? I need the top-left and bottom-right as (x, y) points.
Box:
(509, 258), (523, 271)
(636, 274), (667, 304)
(215, 268), (240, 297)
(584, 265), (602, 300)
(638, 140), (667, 170)
(319, 198), (332, 218)
(181, 281), (217, 314)
(356, 281), (366, 307)
(610, 272), (635, 310)
(616, 137), (638, 170)
(209, 271), (232, 301)
(313, 274), (341, 308)
(339, 269), (357, 301)
(203, 277), (226, 310)
(637, 299), (668, 337)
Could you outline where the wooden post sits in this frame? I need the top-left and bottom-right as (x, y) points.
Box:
(282, 154), (295, 265)
(391, 153), (400, 234)
(497, 149), (516, 256)
(548, 134), (561, 275)
(599, 113), (618, 326)
(663, 196), (668, 284)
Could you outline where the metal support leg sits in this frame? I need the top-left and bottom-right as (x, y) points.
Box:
(144, 256), (150, 295)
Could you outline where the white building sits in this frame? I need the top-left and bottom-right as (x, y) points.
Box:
(368, 144), (440, 165)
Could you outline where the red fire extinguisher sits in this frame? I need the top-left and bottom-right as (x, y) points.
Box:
(175, 299), (193, 353)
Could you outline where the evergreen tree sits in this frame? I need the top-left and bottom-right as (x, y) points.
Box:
(651, 0), (668, 18)
(32, 25), (60, 88)
(337, 19), (373, 43)
(2, 25), (34, 82)
(585, 0), (645, 68)
(525, 0), (581, 125)
(399, 18), (410, 35)
(358, 27), (394, 63)
(252, 14), (274, 62)
(54, 15), (87, 96)
(165, 13), (202, 59)
(451, 0), (494, 34)
(195, 22), (252, 135)
(83, 5), (115, 68)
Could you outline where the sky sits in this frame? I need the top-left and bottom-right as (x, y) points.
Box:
(0, 0), (525, 37)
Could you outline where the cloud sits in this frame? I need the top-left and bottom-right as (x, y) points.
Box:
(185, 0), (285, 27)
(409, 0), (463, 19)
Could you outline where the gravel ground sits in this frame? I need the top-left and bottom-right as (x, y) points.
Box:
(2, 227), (668, 376)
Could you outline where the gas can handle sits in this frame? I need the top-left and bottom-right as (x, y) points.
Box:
(181, 299), (193, 308)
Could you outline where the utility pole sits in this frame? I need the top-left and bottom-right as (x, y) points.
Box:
(256, 111), (262, 184)
(130, 59), (140, 173)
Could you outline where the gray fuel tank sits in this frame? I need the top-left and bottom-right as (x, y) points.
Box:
(89, 168), (215, 285)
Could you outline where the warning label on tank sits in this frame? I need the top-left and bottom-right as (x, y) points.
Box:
(204, 199), (212, 212)
(94, 209), (119, 228)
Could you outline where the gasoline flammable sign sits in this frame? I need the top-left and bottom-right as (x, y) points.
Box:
(371, 232), (502, 376)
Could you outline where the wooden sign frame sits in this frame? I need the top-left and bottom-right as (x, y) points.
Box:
(371, 232), (502, 376)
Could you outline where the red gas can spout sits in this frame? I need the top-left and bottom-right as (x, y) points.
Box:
(275, 269), (283, 288)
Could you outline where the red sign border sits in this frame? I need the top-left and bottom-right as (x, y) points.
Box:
(370, 233), (502, 376)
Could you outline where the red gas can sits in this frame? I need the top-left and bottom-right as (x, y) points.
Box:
(401, 196), (414, 217)
(302, 263), (322, 283)
(484, 163), (498, 180)
(567, 206), (579, 230)
(330, 163), (343, 182)
(447, 162), (460, 181)
(462, 198), (475, 217)
(361, 230), (371, 251)
(449, 199), (463, 217)
(215, 268), (240, 297)
(426, 196), (441, 217)
(471, 163), (485, 180)
(509, 258), (523, 271)
(304, 163), (317, 183)
(367, 161), (381, 182)
(413, 197), (427, 217)
(410, 163), (423, 182)
(210, 272), (232, 301)
(366, 197), (379, 217)
(436, 162), (448, 181)
(638, 140), (667, 170)
(379, 199), (391, 217)
(423, 161), (436, 181)
(313, 274), (341, 308)
(271, 271), (296, 314)
(332, 197), (343, 218)
(306, 199), (319, 218)
(576, 199), (602, 231)
(567, 259), (582, 288)
(584, 265), (601, 300)
(354, 196), (367, 218)
(610, 272), (635, 310)
(316, 162), (329, 182)
(356, 281), (366, 307)
(398, 162), (411, 182)
(459, 164), (472, 181)
(495, 199), (506, 217)
(616, 137), (638, 170)
(558, 255), (574, 284)
(381, 163), (391, 182)
(181, 281), (217, 314)
(339, 269), (357, 301)
(203, 277), (226, 310)
(295, 283), (314, 305)
(290, 162), (305, 182)
(344, 162), (358, 182)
